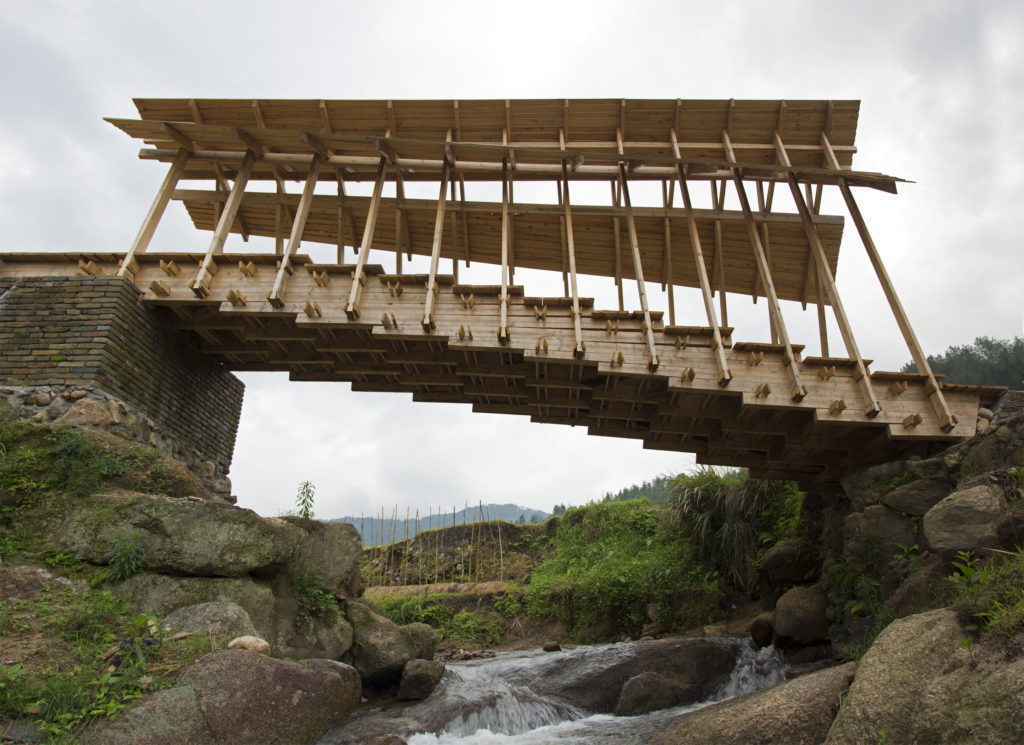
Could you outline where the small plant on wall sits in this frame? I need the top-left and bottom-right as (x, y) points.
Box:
(296, 481), (316, 520)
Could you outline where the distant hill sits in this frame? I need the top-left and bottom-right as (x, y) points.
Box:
(329, 503), (550, 546)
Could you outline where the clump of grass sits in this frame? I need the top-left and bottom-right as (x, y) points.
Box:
(948, 549), (1024, 637)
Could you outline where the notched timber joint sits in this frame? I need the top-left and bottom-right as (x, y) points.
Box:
(829, 399), (847, 415)
(675, 335), (689, 349)
(227, 289), (247, 307)
(611, 351), (626, 367)
(458, 324), (473, 341)
(303, 301), (322, 319)
(748, 351), (764, 366)
(381, 312), (397, 328)
(460, 293), (474, 308)
(148, 280), (170, 297)
(388, 280), (403, 297)
(681, 367), (696, 382)
(535, 337), (550, 354)
(791, 385), (808, 403)
(888, 380), (909, 396)
(533, 305), (548, 321)
(239, 260), (258, 278)
(902, 413), (923, 429)
(421, 313), (436, 332)
(78, 259), (102, 276)
(119, 256), (140, 280)
(818, 365), (837, 381)
(159, 259), (180, 277)
(266, 291), (285, 309)
(755, 383), (772, 399)
(312, 270), (329, 287)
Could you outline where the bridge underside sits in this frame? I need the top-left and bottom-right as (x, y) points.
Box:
(0, 98), (1004, 488)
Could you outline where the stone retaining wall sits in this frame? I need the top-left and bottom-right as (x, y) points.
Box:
(0, 276), (244, 497)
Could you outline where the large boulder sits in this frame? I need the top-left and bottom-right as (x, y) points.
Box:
(883, 477), (952, 515)
(162, 601), (257, 638)
(184, 650), (361, 745)
(347, 600), (438, 686)
(772, 585), (830, 649)
(397, 659), (445, 701)
(614, 671), (685, 716)
(268, 574), (354, 660)
(46, 492), (303, 577)
(81, 685), (215, 745)
(825, 609), (1024, 744)
(843, 504), (916, 574)
(649, 662), (856, 745)
(760, 542), (820, 586)
(289, 520), (364, 598)
(840, 457), (947, 512)
(923, 483), (1006, 556)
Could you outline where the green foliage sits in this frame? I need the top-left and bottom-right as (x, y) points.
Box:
(668, 467), (803, 590)
(108, 531), (145, 582)
(494, 583), (523, 619)
(948, 549), (1024, 636)
(296, 481), (316, 520)
(290, 567), (338, 632)
(599, 475), (676, 506)
(371, 593), (503, 646)
(445, 609), (503, 646)
(523, 500), (720, 636)
(901, 336), (1023, 389)
(0, 663), (31, 719)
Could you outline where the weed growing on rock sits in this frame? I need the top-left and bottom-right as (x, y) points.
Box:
(290, 567), (339, 632)
(296, 481), (316, 520)
(108, 531), (145, 582)
(949, 549), (1024, 637)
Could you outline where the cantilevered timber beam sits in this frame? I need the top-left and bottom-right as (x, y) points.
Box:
(191, 149), (256, 297)
(422, 160), (452, 331)
(723, 131), (806, 401)
(560, 158), (585, 358)
(344, 156), (388, 319)
(267, 155), (323, 308)
(672, 131), (731, 387)
(775, 131), (879, 416)
(618, 129), (659, 371)
(820, 133), (956, 430)
(119, 149), (190, 277)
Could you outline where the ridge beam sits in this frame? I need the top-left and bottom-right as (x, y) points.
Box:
(775, 131), (879, 416)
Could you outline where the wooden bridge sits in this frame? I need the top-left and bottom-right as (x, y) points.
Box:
(0, 99), (1002, 487)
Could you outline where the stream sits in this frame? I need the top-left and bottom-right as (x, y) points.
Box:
(320, 638), (788, 745)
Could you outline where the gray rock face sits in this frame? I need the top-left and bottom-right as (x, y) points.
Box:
(162, 601), (257, 638)
(844, 504), (916, 573)
(81, 685), (215, 745)
(749, 611), (775, 648)
(183, 650), (361, 745)
(883, 477), (952, 515)
(291, 520), (364, 598)
(840, 458), (946, 512)
(772, 586), (830, 649)
(649, 662), (856, 745)
(760, 542), (820, 586)
(825, 608), (1024, 744)
(923, 484), (1006, 556)
(348, 600), (438, 686)
(49, 492), (303, 577)
(397, 659), (445, 701)
(614, 672), (684, 716)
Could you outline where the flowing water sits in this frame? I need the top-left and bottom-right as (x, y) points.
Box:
(323, 639), (787, 745)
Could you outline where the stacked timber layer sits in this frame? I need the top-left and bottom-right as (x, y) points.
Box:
(0, 98), (1003, 487)
(0, 253), (1001, 489)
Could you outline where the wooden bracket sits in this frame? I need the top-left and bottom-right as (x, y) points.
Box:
(755, 383), (772, 399)
(888, 380), (909, 396)
(190, 277), (210, 298)
(239, 260), (257, 278)
(381, 312), (398, 328)
(818, 365), (836, 381)
(159, 259), (180, 277)
(535, 337), (549, 354)
(675, 334), (689, 349)
(148, 280), (170, 297)
(344, 304), (360, 320)
(421, 313), (436, 332)
(748, 351), (764, 366)
(498, 326), (510, 344)
(226, 289), (246, 307)
(351, 270), (366, 287)
(902, 412), (923, 428)
(303, 301), (323, 319)
(574, 340), (586, 359)
(312, 270), (329, 287)
(648, 355), (660, 372)
(458, 324), (473, 341)
(829, 399), (847, 415)
(681, 367), (696, 382)
(610, 350), (625, 367)
(266, 290), (285, 309)
(388, 280), (403, 297)
(718, 369), (732, 387)
(275, 259), (294, 276)
(459, 292), (474, 308)
(119, 256), (140, 279)
(791, 385), (808, 403)
(533, 305), (548, 320)
(78, 259), (102, 276)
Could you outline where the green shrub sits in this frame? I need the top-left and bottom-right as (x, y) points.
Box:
(373, 593), (453, 628)
(108, 531), (145, 582)
(949, 549), (1024, 636)
(290, 568), (338, 632)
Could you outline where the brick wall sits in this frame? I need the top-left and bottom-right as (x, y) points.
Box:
(0, 276), (244, 474)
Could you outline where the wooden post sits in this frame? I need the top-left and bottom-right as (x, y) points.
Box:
(617, 159), (660, 368)
(345, 157), (388, 319)
(723, 131), (806, 401)
(821, 134), (956, 429)
(499, 159), (511, 344)
(120, 149), (190, 275)
(192, 149), (256, 297)
(671, 131), (731, 386)
(611, 180), (624, 311)
(775, 132), (879, 415)
(268, 155), (323, 307)
(561, 159), (585, 358)
(422, 160), (451, 330)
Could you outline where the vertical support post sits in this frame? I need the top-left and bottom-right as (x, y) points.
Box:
(671, 130), (731, 386)
(191, 149), (256, 297)
(499, 159), (511, 344)
(561, 161), (585, 358)
(268, 155), (323, 307)
(422, 161), (451, 330)
(611, 180), (624, 311)
(723, 131), (807, 401)
(344, 157), (388, 319)
(775, 132), (879, 415)
(710, 180), (728, 326)
(119, 149), (190, 276)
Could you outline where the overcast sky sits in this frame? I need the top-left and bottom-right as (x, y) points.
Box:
(1, 1), (1021, 520)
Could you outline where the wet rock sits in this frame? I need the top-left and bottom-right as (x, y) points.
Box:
(347, 600), (438, 686)
(923, 483), (1006, 556)
(883, 477), (952, 516)
(227, 635), (271, 655)
(162, 601), (257, 638)
(364, 737), (408, 745)
(397, 659), (445, 701)
(772, 586), (829, 649)
(543, 641), (562, 652)
(649, 662), (856, 745)
(614, 672), (684, 716)
(749, 611), (774, 648)
(760, 541), (820, 586)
